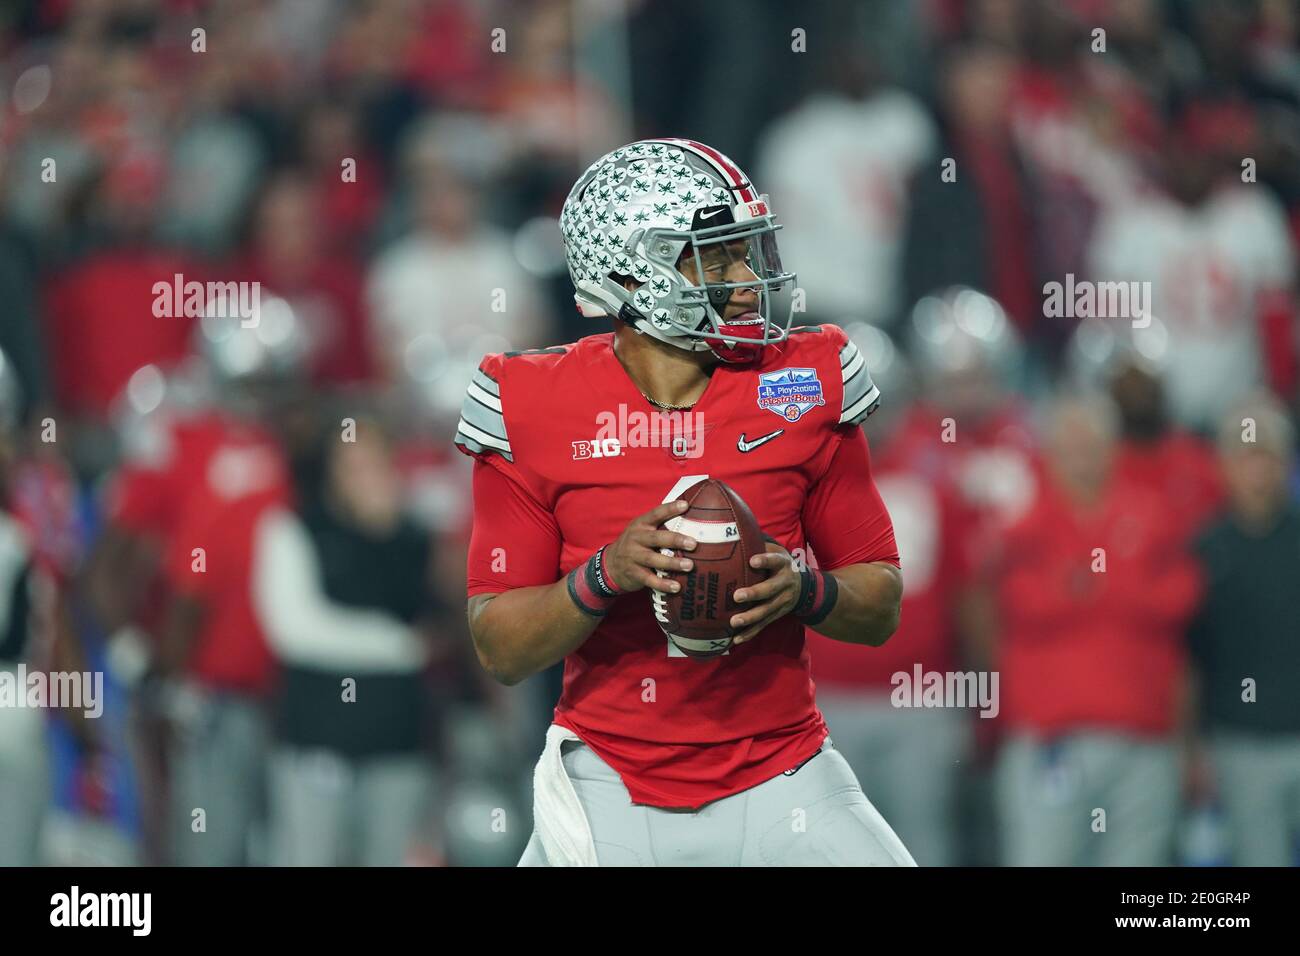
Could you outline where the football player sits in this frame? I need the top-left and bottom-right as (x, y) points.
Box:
(455, 139), (913, 866)
(91, 303), (306, 866)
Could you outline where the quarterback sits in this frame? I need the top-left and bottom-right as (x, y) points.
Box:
(455, 138), (913, 866)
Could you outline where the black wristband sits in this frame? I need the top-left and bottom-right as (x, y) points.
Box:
(792, 568), (814, 617)
(567, 566), (612, 618)
(793, 567), (839, 626)
(588, 545), (622, 599)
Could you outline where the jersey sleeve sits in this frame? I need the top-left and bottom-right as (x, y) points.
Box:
(454, 354), (513, 462)
(826, 325), (881, 427)
(802, 426), (899, 570)
(466, 457), (562, 596)
(453, 351), (563, 596)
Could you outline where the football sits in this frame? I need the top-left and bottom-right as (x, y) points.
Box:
(652, 478), (768, 657)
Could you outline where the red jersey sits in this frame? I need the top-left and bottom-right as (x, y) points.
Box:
(161, 419), (291, 695)
(995, 475), (1202, 737)
(106, 409), (245, 539)
(455, 326), (898, 808)
(44, 250), (197, 418)
(888, 402), (1041, 575)
(229, 253), (374, 385)
(105, 409), (270, 637)
(1112, 431), (1224, 541)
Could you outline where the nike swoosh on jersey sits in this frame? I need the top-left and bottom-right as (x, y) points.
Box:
(736, 429), (784, 452)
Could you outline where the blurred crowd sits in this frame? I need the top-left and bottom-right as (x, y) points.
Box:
(0, 0), (1298, 866)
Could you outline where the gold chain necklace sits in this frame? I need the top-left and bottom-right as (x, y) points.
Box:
(641, 392), (696, 411)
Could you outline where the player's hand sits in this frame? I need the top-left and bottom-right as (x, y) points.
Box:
(602, 499), (698, 594)
(730, 542), (801, 645)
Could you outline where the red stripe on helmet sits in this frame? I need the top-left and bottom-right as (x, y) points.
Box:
(662, 138), (756, 204)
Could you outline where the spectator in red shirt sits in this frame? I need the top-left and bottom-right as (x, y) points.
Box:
(44, 155), (198, 426)
(1067, 316), (1224, 539)
(230, 171), (374, 386)
(994, 393), (1202, 866)
(298, 99), (384, 258)
(1109, 356), (1224, 536)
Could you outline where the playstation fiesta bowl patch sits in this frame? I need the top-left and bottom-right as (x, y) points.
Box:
(756, 368), (825, 422)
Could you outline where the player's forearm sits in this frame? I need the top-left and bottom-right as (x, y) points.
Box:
(467, 582), (600, 685)
(814, 562), (902, 646)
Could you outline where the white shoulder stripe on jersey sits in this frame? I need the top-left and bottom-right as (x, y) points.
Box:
(471, 369), (500, 397)
(455, 419), (513, 461)
(838, 337), (879, 425)
(456, 419), (509, 450)
(840, 383), (881, 425)
(455, 360), (512, 461)
(467, 380), (502, 413)
(841, 348), (865, 383)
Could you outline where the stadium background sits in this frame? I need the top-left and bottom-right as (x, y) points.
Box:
(0, 0), (1298, 866)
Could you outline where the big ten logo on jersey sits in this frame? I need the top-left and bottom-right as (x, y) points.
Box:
(572, 437), (623, 460)
(573, 404), (707, 461)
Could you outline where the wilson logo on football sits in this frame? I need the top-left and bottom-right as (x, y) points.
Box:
(572, 438), (623, 460)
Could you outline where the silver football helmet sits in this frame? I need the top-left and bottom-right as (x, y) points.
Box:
(560, 138), (796, 363)
(908, 287), (1023, 384)
(194, 293), (310, 384)
(1065, 314), (1171, 390)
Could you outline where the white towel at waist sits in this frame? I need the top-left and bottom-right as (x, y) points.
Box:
(532, 723), (598, 867)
